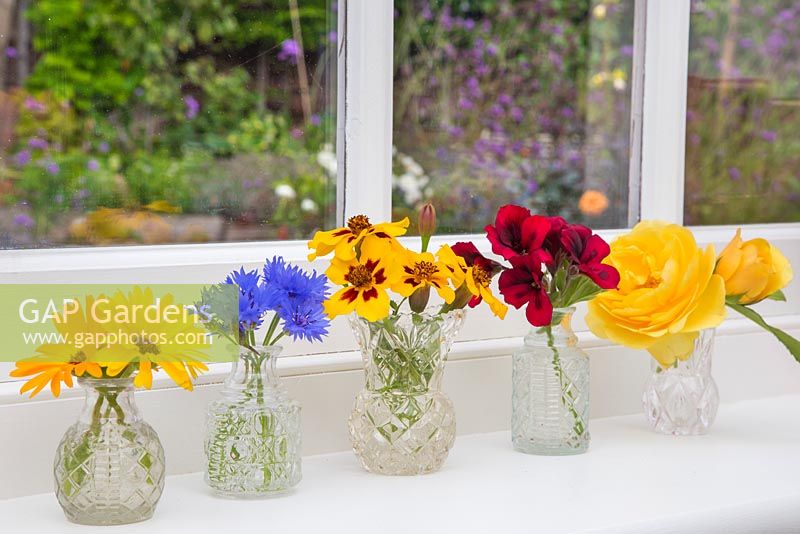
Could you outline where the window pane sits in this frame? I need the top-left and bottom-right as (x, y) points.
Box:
(0, 1), (336, 248)
(392, 1), (635, 233)
(685, 1), (800, 225)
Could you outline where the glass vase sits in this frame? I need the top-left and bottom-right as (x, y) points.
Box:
(204, 345), (301, 497)
(512, 308), (590, 455)
(348, 309), (465, 475)
(642, 328), (719, 435)
(54, 377), (165, 526)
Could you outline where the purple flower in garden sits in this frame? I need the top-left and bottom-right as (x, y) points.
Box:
(760, 130), (778, 143)
(14, 150), (31, 166)
(498, 93), (513, 106)
(775, 9), (795, 25)
(486, 43), (498, 57)
(23, 97), (46, 113)
(765, 31), (787, 54)
(278, 39), (301, 62)
(728, 167), (742, 180)
(738, 37), (754, 50)
(134, 87), (144, 97)
(28, 137), (48, 150)
(74, 189), (90, 201)
(87, 159), (100, 171)
(447, 125), (464, 138)
(46, 162), (60, 175)
(620, 45), (634, 57)
(457, 97), (474, 110)
(560, 106), (575, 118)
(702, 37), (719, 53)
(421, 5), (432, 21)
(98, 141), (110, 153)
(13, 214), (34, 228)
(461, 18), (476, 31)
(242, 179), (253, 190)
(751, 5), (765, 17)
(183, 95), (199, 120)
(489, 103), (504, 118)
(548, 50), (563, 70)
(5, 46), (17, 59)
(310, 114), (321, 126)
(291, 127), (303, 139)
(510, 107), (524, 123)
(328, 31), (337, 43)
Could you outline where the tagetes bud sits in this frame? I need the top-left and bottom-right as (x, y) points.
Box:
(409, 286), (431, 313)
(716, 229), (793, 304)
(448, 283), (474, 311)
(419, 203), (437, 238)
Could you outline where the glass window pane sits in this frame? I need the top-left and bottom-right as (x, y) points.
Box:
(0, 1), (337, 248)
(392, 1), (636, 233)
(685, 0), (800, 225)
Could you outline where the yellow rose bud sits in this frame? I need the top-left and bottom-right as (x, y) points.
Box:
(586, 221), (727, 366)
(715, 229), (793, 304)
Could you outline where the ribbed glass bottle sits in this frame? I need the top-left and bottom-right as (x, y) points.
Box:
(512, 308), (590, 455)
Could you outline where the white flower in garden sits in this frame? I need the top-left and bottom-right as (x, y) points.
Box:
(397, 153), (424, 177)
(317, 143), (337, 176)
(593, 4), (607, 19)
(395, 173), (424, 205)
(301, 198), (318, 213)
(612, 69), (627, 91)
(275, 184), (297, 199)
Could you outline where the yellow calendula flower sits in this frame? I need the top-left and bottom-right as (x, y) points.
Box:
(324, 237), (400, 321)
(97, 287), (209, 391)
(308, 214), (409, 261)
(393, 249), (456, 304)
(716, 229), (793, 304)
(586, 221), (726, 366)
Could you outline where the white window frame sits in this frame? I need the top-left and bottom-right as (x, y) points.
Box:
(0, 0), (798, 392)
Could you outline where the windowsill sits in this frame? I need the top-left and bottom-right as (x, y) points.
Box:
(3, 395), (799, 533)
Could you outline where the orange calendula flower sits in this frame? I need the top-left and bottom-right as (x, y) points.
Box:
(393, 250), (456, 304)
(11, 361), (77, 398)
(308, 214), (409, 261)
(324, 238), (399, 321)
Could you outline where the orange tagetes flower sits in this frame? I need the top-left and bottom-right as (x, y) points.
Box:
(323, 237), (400, 321)
(308, 214), (409, 261)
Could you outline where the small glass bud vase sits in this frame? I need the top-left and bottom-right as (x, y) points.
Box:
(204, 345), (301, 497)
(348, 309), (465, 475)
(643, 328), (719, 435)
(512, 307), (590, 455)
(54, 377), (165, 526)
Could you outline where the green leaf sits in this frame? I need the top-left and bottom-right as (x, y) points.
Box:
(766, 289), (787, 302)
(727, 302), (800, 364)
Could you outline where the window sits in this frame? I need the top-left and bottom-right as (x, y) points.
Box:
(0, 0), (337, 248)
(392, 0), (636, 233)
(684, 0), (800, 225)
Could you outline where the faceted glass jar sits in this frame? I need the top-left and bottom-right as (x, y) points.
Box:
(205, 345), (301, 497)
(512, 308), (590, 455)
(54, 377), (165, 526)
(643, 328), (719, 435)
(348, 309), (466, 475)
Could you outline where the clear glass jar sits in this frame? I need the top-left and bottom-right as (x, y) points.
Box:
(204, 345), (301, 497)
(512, 307), (590, 455)
(643, 328), (719, 435)
(348, 309), (466, 475)
(54, 377), (165, 525)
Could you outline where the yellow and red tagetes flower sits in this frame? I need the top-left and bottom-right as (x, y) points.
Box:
(308, 214), (409, 261)
(447, 242), (508, 319)
(324, 237), (401, 321)
(393, 248), (456, 304)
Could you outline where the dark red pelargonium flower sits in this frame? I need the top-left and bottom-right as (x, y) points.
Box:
(485, 205), (551, 261)
(498, 253), (554, 326)
(558, 224), (620, 289)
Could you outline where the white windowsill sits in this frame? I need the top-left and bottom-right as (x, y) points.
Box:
(3, 394), (799, 533)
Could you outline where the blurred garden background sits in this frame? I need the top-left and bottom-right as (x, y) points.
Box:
(0, 0), (797, 248)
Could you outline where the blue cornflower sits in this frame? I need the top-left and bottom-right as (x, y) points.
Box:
(279, 301), (330, 343)
(263, 256), (328, 309)
(224, 267), (270, 331)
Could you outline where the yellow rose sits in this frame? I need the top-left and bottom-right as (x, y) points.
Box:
(715, 229), (793, 304)
(586, 221), (726, 366)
